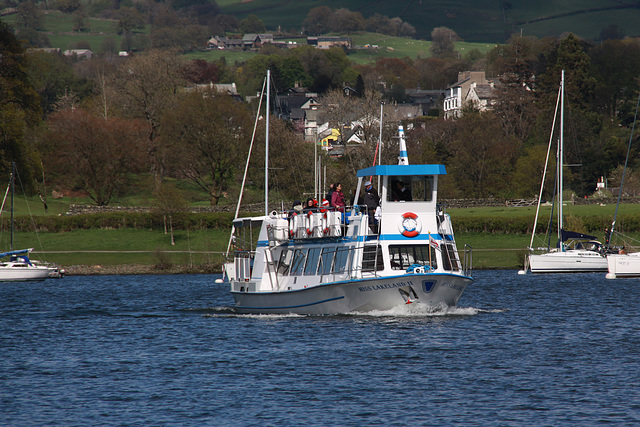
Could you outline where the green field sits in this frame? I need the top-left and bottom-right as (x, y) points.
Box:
(218, 0), (640, 42)
(3, 198), (639, 269)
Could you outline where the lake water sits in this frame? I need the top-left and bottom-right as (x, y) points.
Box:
(2, 271), (639, 426)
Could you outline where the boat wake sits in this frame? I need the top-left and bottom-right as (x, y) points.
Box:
(349, 303), (482, 318)
(198, 304), (506, 318)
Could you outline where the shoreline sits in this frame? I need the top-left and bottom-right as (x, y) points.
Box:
(63, 264), (222, 276)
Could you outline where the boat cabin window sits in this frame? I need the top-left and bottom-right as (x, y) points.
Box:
(388, 176), (433, 202)
(389, 245), (437, 270)
(319, 247), (335, 275)
(290, 249), (307, 275)
(304, 248), (322, 275)
(334, 247), (352, 273)
(277, 249), (293, 275)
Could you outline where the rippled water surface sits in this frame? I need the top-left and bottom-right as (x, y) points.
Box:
(2, 271), (640, 426)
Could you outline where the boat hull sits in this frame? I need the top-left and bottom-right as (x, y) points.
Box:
(606, 254), (640, 278)
(0, 267), (50, 282)
(231, 273), (472, 315)
(529, 251), (608, 273)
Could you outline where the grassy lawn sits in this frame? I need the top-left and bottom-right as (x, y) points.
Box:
(2, 228), (230, 267)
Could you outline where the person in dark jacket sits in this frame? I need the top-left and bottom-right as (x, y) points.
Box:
(363, 180), (380, 231)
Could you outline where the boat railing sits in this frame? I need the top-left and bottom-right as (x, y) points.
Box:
(462, 244), (473, 276)
(266, 206), (369, 242)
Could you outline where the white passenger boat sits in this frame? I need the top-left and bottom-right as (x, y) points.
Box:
(224, 124), (473, 314)
(521, 70), (607, 274)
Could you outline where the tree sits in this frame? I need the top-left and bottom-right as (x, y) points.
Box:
(16, 1), (44, 30)
(26, 51), (89, 115)
(161, 91), (253, 206)
(303, 6), (332, 35)
(430, 27), (460, 58)
(111, 49), (185, 190)
(239, 14), (265, 34)
(116, 6), (145, 35)
(0, 22), (43, 185)
(328, 9), (364, 34)
(590, 39), (640, 120)
(249, 118), (315, 201)
(448, 112), (520, 198)
(45, 110), (147, 206)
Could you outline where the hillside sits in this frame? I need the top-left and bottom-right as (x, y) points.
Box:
(220, 0), (640, 42)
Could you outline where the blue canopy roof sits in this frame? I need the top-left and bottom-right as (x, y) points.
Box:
(0, 248), (31, 259)
(357, 164), (447, 177)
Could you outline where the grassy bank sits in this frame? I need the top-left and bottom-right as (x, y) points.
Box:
(3, 201), (639, 272)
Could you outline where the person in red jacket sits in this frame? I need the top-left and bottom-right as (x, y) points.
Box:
(331, 183), (346, 212)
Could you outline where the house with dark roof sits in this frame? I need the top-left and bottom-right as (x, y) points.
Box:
(242, 34), (274, 49)
(443, 71), (499, 119)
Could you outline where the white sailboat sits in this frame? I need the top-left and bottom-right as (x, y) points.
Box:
(605, 91), (640, 279)
(0, 163), (53, 282)
(521, 70), (608, 274)
(223, 75), (473, 314)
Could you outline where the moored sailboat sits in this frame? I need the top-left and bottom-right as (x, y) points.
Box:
(605, 91), (640, 279)
(0, 163), (55, 282)
(521, 70), (607, 274)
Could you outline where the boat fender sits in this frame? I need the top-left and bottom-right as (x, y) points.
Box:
(399, 212), (421, 238)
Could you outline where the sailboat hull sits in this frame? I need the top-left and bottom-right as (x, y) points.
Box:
(0, 265), (51, 282)
(606, 253), (640, 278)
(529, 251), (608, 273)
(231, 273), (472, 315)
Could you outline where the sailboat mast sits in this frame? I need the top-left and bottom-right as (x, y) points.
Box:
(558, 70), (564, 245)
(10, 162), (15, 251)
(265, 69), (270, 216)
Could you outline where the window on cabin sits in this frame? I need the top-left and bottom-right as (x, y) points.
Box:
(319, 247), (335, 275)
(277, 249), (293, 275)
(388, 176), (433, 202)
(304, 248), (321, 275)
(334, 247), (352, 273)
(290, 249), (307, 275)
(389, 245), (437, 270)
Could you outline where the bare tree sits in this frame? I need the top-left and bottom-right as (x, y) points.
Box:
(161, 91), (253, 206)
(111, 49), (185, 190)
(45, 109), (147, 206)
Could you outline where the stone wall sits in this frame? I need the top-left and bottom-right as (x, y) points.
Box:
(66, 196), (640, 215)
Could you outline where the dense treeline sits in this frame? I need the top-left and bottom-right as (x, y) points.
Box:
(1, 5), (640, 208)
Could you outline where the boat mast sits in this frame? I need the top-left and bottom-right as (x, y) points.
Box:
(265, 69), (270, 216)
(610, 91), (640, 242)
(558, 70), (564, 249)
(10, 162), (15, 251)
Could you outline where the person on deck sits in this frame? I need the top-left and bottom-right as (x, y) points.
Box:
(363, 180), (380, 232)
(331, 183), (346, 212)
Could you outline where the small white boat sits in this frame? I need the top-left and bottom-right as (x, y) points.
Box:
(0, 162), (62, 282)
(224, 123), (473, 314)
(0, 249), (51, 282)
(522, 70), (607, 274)
(528, 237), (608, 273)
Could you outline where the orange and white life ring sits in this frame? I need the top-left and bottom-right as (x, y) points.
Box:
(398, 212), (421, 238)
